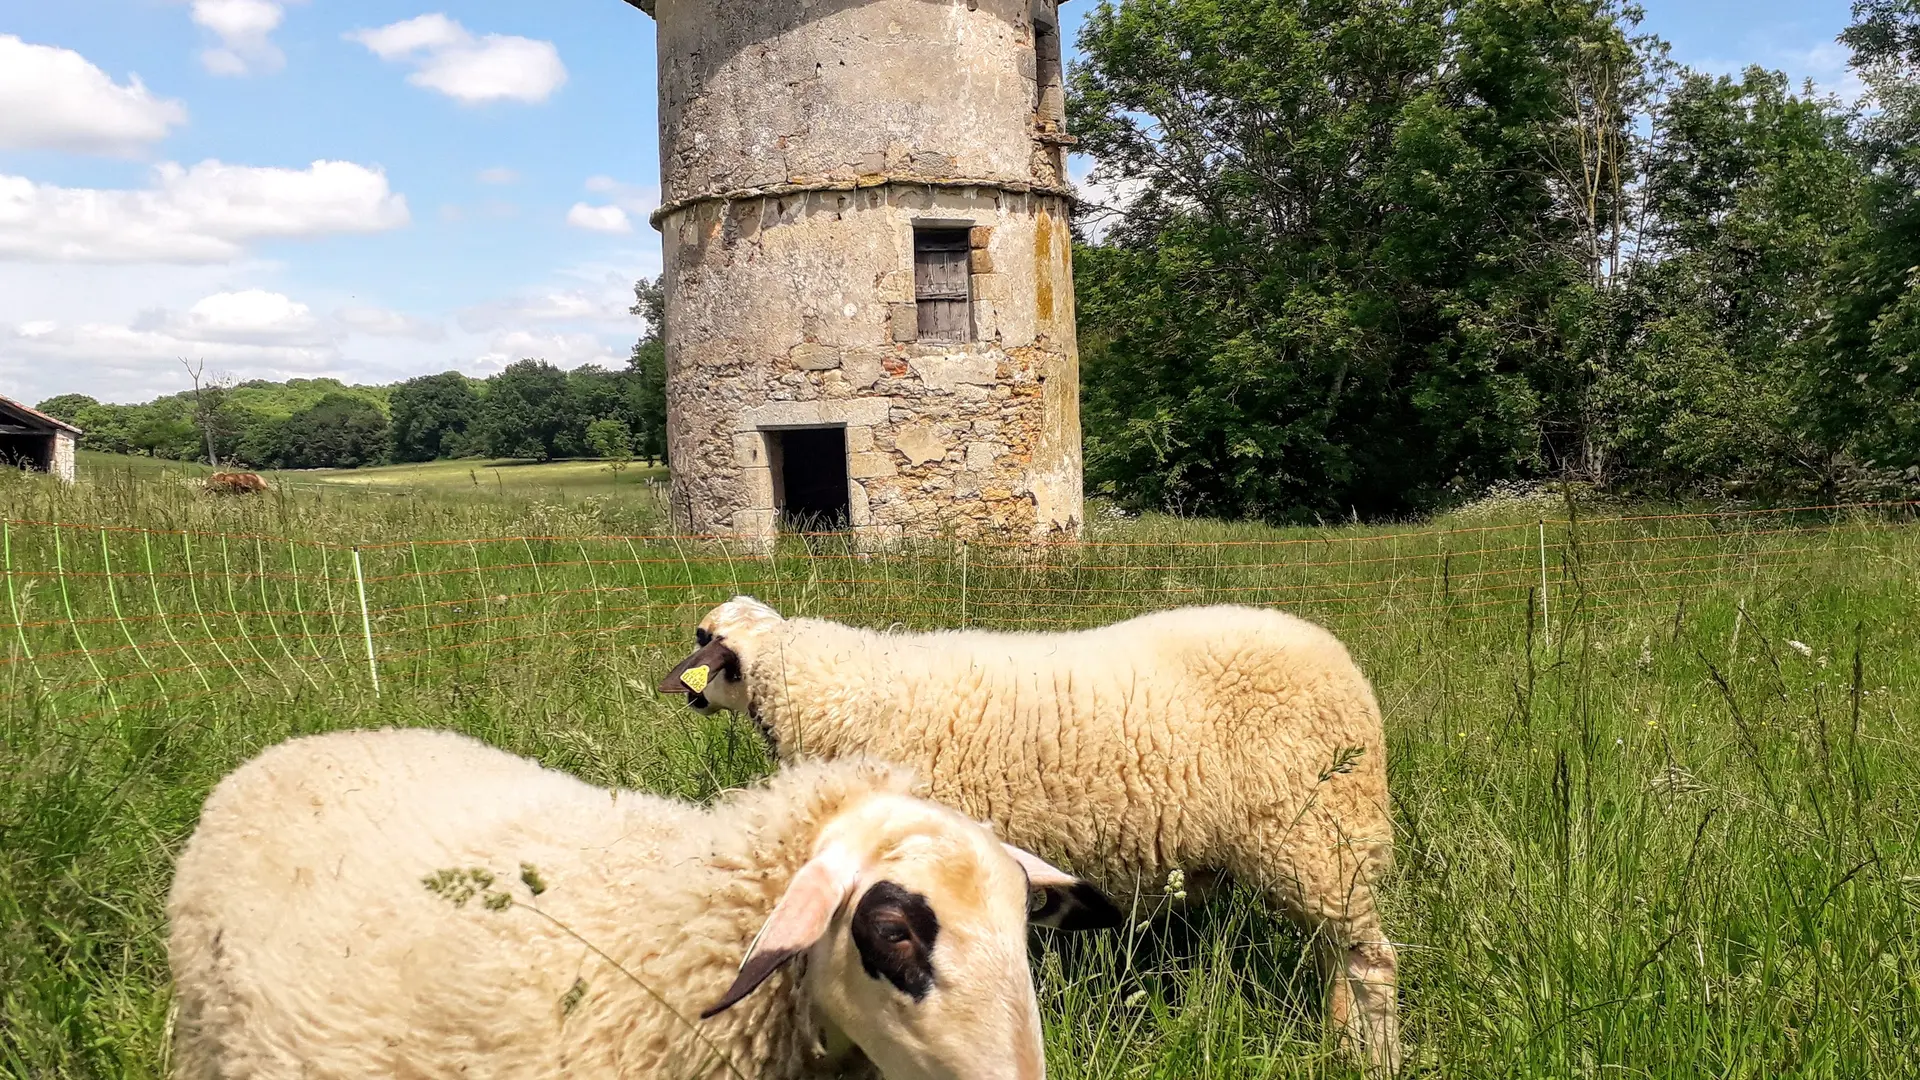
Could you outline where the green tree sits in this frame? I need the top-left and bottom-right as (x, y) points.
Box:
(36, 398), (150, 456)
(628, 276), (668, 464)
(389, 371), (481, 462)
(130, 411), (201, 460)
(1805, 0), (1920, 486)
(569, 365), (628, 426)
(277, 394), (391, 469)
(585, 417), (636, 472)
(1071, 0), (1632, 520)
(1582, 68), (1862, 495)
(33, 394), (97, 426)
(481, 359), (581, 460)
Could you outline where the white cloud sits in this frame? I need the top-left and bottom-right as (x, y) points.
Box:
(1690, 36), (1867, 105)
(0, 160), (410, 263)
(2, 309), (340, 390)
(143, 289), (327, 344)
(1793, 42), (1868, 103)
(439, 199), (518, 223)
(336, 305), (445, 340)
(347, 15), (566, 105)
(192, 0), (291, 77)
(460, 269), (641, 333)
(0, 289), (456, 402)
(476, 166), (519, 185)
(566, 203), (632, 234)
(349, 13), (466, 58)
(462, 290), (612, 331)
(1069, 154), (1146, 242)
(0, 36), (187, 155)
(582, 175), (659, 214)
(568, 177), (656, 236)
(476, 329), (618, 370)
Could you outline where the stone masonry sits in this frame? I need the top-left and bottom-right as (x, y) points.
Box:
(50, 430), (75, 484)
(625, 0), (1083, 545)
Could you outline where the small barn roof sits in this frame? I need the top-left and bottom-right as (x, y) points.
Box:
(0, 394), (84, 436)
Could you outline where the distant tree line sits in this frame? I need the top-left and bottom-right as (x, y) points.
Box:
(37, 279), (668, 473)
(1072, 0), (1920, 520)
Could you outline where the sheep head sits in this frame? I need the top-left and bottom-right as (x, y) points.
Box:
(658, 596), (784, 714)
(703, 789), (1115, 1080)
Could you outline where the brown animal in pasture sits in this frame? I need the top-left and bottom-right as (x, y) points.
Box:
(205, 471), (269, 495)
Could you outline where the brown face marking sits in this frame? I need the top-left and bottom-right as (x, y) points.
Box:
(850, 881), (939, 1001)
(657, 639), (740, 700)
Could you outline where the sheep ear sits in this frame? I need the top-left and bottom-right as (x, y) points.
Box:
(1001, 842), (1076, 888)
(1003, 843), (1125, 933)
(701, 847), (859, 1019)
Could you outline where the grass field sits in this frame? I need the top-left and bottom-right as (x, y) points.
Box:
(72, 450), (671, 515)
(2, 459), (1917, 1078)
(292, 455), (670, 500)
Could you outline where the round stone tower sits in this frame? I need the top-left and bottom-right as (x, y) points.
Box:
(626, 0), (1082, 544)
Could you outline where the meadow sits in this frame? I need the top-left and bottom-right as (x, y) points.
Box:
(2, 458), (1916, 1078)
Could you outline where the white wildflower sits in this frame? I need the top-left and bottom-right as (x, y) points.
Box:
(1788, 640), (1813, 658)
(1165, 868), (1187, 902)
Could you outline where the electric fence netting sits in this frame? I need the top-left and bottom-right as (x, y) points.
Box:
(2, 502), (1913, 724)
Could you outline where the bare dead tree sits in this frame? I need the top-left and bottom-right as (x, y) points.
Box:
(181, 358), (229, 468)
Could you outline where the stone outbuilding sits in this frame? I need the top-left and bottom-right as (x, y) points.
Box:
(624, 0), (1083, 545)
(0, 394), (79, 483)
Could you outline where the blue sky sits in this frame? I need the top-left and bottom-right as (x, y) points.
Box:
(0, 0), (1858, 405)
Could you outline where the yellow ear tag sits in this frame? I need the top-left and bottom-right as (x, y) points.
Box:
(682, 665), (711, 693)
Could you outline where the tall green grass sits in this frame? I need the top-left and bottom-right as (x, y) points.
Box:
(1, 464), (1915, 1077)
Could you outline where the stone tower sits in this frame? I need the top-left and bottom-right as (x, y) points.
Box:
(625, 0), (1082, 544)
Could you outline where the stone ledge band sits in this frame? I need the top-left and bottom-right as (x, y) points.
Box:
(650, 175), (1079, 231)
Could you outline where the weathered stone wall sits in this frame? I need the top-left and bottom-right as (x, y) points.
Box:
(653, 0), (1062, 210)
(662, 185), (1080, 542)
(51, 431), (74, 483)
(646, 0), (1082, 544)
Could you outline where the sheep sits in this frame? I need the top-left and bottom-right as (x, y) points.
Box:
(204, 471), (269, 495)
(659, 598), (1401, 1072)
(166, 727), (1120, 1080)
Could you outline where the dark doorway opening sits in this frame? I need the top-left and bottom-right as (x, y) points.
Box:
(767, 426), (850, 531)
(0, 433), (51, 471)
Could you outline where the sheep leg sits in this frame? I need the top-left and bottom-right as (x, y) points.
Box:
(1261, 859), (1400, 1074)
(1324, 930), (1400, 1075)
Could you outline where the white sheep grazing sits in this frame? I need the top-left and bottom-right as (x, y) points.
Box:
(166, 727), (1119, 1080)
(660, 598), (1401, 1072)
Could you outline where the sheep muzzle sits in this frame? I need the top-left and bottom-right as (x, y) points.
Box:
(658, 640), (738, 698)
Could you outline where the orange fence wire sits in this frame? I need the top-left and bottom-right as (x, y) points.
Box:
(3, 501), (1912, 722)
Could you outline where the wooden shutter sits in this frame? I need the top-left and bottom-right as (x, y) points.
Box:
(914, 229), (972, 343)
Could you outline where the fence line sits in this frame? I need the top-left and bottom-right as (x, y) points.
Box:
(0, 503), (1911, 722)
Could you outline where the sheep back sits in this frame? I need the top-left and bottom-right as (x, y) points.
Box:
(168, 727), (907, 1079)
(755, 604), (1390, 900)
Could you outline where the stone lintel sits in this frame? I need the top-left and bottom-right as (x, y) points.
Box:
(736, 398), (891, 432)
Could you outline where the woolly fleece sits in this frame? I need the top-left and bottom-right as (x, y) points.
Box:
(685, 601), (1400, 1065)
(167, 728), (1040, 1080)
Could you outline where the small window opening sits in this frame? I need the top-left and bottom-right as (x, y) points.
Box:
(914, 227), (972, 344)
(1034, 11), (1066, 134)
(767, 426), (851, 531)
